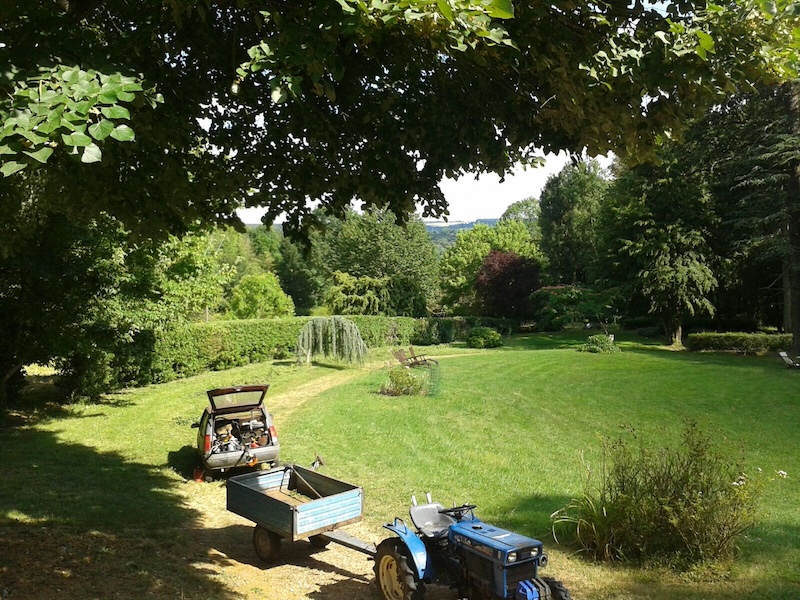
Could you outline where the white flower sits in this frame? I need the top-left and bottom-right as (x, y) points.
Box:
(777, 470), (788, 478)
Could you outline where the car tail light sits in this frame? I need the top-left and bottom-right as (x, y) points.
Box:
(204, 434), (211, 454)
(268, 425), (278, 443)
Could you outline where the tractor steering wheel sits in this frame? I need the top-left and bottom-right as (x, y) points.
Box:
(438, 504), (477, 520)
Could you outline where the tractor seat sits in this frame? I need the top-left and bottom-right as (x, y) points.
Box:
(409, 502), (457, 539)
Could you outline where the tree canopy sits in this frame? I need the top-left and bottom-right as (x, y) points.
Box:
(2, 1), (795, 246)
(538, 159), (608, 284)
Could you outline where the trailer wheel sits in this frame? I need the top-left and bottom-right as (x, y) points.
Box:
(253, 525), (281, 563)
(374, 538), (424, 600)
(309, 535), (330, 548)
(543, 577), (572, 600)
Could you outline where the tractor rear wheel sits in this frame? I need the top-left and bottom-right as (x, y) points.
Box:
(543, 577), (572, 600)
(374, 538), (424, 600)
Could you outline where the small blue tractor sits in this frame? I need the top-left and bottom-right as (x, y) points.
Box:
(374, 494), (571, 600)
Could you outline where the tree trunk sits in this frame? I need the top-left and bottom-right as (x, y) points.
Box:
(0, 362), (24, 420)
(786, 81), (800, 355)
(783, 263), (792, 333)
(0, 379), (6, 422)
(663, 317), (683, 347)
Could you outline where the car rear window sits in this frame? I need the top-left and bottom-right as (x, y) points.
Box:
(210, 390), (263, 410)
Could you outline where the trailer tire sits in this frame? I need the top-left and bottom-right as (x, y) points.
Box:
(543, 577), (572, 600)
(309, 535), (330, 548)
(253, 525), (281, 563)
(374, 538), (424, 600)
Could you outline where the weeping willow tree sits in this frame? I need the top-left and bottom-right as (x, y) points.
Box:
(297, 316), (368, 365)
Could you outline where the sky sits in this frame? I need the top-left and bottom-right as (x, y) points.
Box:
(434, 152), (571, 222)
(237, 151), (609, 225)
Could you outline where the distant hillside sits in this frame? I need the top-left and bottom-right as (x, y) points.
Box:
(424, 218), (500, 251)
(423, 218), (499, 230)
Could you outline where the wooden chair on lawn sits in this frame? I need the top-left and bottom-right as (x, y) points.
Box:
(778, 351), (800, 369)
(408, 346), (438, 366)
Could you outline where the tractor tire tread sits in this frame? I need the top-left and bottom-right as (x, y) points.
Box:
(373, 538), (424, 600)
(543, 576), (572, 600)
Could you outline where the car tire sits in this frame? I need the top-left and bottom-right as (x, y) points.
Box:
(253, 525), (282, 563)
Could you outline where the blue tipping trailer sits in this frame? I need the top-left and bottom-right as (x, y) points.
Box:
(226, 464), (376, 561)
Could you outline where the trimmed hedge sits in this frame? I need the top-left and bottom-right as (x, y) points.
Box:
(150, 318), (311, 383)
(686, 332), (792, 353)
(146, 315), (518, 384)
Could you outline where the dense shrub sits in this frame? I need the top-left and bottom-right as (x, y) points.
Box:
(379, 366), (427, 396)
(686, 332), (792, 353)
(684, 317), (760, 333)
(577, 334), (620, 354)
(552, 423), (759, 566)
(467, 326), (503, 348)
(228, 273), (295, 319)
(531, 285), (619, 332)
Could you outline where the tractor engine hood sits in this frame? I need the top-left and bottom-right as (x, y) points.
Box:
(449, 520), (545, 566)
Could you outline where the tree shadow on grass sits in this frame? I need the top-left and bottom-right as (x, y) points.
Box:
(0, 427), (239, 600)
(621, 345), (791, 375)
(167, 444), (201, 480)
(307, 578), (457, 600)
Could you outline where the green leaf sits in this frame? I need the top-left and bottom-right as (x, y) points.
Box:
(485, 0), (514, 19)
(335, 0), (357, 13)
(23, 146), (54, 163)
(1, 161), (27, 176)
(696, 30), (715, 53)
(437, 0), (454, 22)
(271, 86), (288, 104)
(61, 69), (80, 84)
(324, 81), (336, 102)
(110, 124), (135, 142)
(61, 132), (93, 147)
(116, 91), (135, 102)
(100, 106), (131, 120)
(88, 119), (116, 141)
(81, 143), (102, 163)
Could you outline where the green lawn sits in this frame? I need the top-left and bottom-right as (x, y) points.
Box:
(1, 335), (798, 599)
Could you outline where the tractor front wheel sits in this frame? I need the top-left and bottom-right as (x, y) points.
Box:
(374, 538), (424, 600)
(543, 577), (573, 600)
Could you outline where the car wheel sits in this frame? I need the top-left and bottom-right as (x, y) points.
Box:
(253, 525), (281, 563)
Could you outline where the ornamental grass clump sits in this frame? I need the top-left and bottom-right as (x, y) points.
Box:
(552, 422), (759, 567)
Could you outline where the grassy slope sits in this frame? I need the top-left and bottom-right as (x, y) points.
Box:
(281, 337), (800, 599)
(1, 336), (798, 599)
